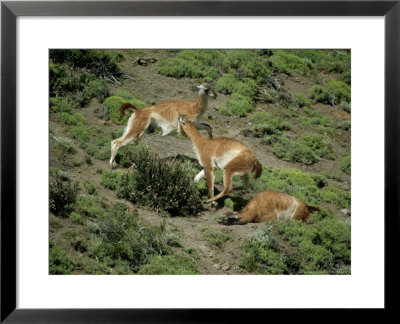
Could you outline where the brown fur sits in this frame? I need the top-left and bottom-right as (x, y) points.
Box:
(110, 84), (216, 168)
(178, 116), (262, 203)
(220, 190), (320, 225)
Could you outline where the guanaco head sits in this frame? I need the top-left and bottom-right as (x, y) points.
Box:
(197, 83), (217, 98)
(219, 211), (239, 225)
(177, 115), (191, 136)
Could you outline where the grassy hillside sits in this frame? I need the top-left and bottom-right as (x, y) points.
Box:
(49, 49), (351, 275)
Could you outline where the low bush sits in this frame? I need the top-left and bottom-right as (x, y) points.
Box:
(218, 93), (253, 117)
(84, 181), (98, 195)
(87, 202), (170, 272)
(309, 80), (351, 106)
(243, 112), (291, 137)
(272, 137), (319, 165)
(52, 136), (77, 154)
(115, 146), (204, 216)
(202, 227), (230, 248)
(50, 49), (123, 78)
(294, 93), (310, 108)
(269, 50), (313, 75)
(340, 155), (351, 174)
(240, 214), (351, 274)
(75, 195), (104, 219)
(137, 254), (198, 274)
(86, 79), (110, 103)
(49, 97), (76, 114)
(300, 108), (334, 127)
(301, 133), (334, 160)
(49, 173), (80, 216)
(103, 95), (146, 124)
(341, 100), (351, 113)
(69, 211), (84, 224)
(49, 241), (75, 274)
(57, 112), (86, 126)
(69, 125), (101, 144)
(100, 170), (123, 190)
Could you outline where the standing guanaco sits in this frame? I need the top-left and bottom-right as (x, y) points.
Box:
(178, 115), (262, 203)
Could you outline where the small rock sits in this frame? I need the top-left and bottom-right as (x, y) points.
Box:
(209, 253), (214, 258)
(213, 264), (221, 270)
(222, 262), (231, 271)
(341, 209), (351, 216)
(148, 81), (152, 85)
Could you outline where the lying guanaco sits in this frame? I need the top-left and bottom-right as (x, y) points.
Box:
(177, 115), (262, 203)
(110, 83), (217, 168)
(219, 190), (320, 225)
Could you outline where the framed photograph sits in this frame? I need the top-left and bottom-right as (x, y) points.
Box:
(1, 0), (398, 322)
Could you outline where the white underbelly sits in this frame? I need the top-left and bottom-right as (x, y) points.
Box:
(151, 112), (177, 135)
(213, 150), (241, 169)
(276, 198), (298, 221)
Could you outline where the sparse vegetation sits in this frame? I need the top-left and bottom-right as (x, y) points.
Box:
(341, 155), (351, 174)
(202, 227), (230, 248)
(309, 80), (351, 106)
(49, 173), (80, 216)
(240, 214), (350, 274)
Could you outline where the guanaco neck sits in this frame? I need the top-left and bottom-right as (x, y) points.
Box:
(183, 121), (209, 148)
(196, 89), (209, 117)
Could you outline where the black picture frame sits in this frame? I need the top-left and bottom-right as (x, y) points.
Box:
(1, 0), (398, 322)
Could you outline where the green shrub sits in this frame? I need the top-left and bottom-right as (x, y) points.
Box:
(239, 229), (288, 274)
(244, 112), (291, 137)
(114, 88), (135, 100)
(86, 79), (110, 103)
(319, 185), (351, 209)
(300, 109), (334, 127)
(218, 93), (253, 117)
(270, 50), (313, 75)
(301, 133), (334, 160)
(215, 73), (237, 94)
(69, 125), (90, 142)
(240, 215), (351, 274)
(69, 211), (84, 224)
(272, 137), (319, 165)
(138, 254), (198, 274)
(49, 173), (80, 216)
(103, 96), (146, 124)
(52, 136), (77, 154)
(76, 195), (104, 218)
(340, 155), (351, 174)
(341, 100), (351, 113)
(50, 97), (76, 113)
(50, 49), (123, 78)
(158, 57), (209, 78)
(84, 181), (98, 195)
(87, 203), (169, 272)
(57, 111), (86, 126)
(309, 80), (351, 105)
(294, 93), (309, 108)
(202, 227), (230, 248)
(118, 147), (204, 216)
(69, 125), (100, 144)
(49, 241), (75, 274)
(100, 170), (123, 190)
